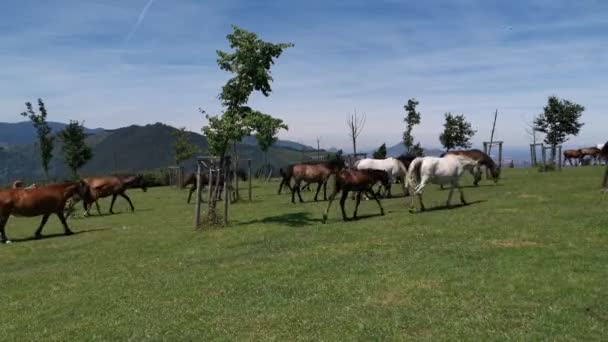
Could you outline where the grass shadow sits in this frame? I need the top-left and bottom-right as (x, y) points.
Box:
(412, 199), (488, 213)
(237, 212), (323, 228)
(9, 227), (112, 243)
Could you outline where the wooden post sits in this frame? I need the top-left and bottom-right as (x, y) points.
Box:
(194, 162), (202, 228)
(488, 109), (498, 156)
(207, 168), (213, 205)
(557, 145), (563, 171)
(483, 142), (488, 155)
(530, 144), (535, 167)
(223, 158), (230, 226)
(248, 159), (252, 202)
(541, 145), (547, 172)
(498, 142), (503, 169)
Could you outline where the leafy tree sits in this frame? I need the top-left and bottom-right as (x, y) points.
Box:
(249, 112), (288, 165)
(58, 120), (93, 178)
(171, 127), (198, 166)
(201, 25), (292, 222)
(439, 112), (476, 151)
(373, 143), (387, 159)
(403, 98), (423, 155)
(534, 96), (585, 159)
(21, 99), (54, 179)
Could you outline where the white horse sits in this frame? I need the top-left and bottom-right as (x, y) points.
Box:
(354, 157), (408, 197)
(406, 155), (479, 211)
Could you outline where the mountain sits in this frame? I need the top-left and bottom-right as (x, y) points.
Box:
(0, 121), (104, 147)
(383, 142), (444, 157)
(0, 123), (309, 184)
(240, 135), (314, 151)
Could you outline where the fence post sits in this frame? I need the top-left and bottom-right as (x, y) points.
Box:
(194, 163), (202, 228)
(248, 159), (252, 202)
(224, 159), (230, 226)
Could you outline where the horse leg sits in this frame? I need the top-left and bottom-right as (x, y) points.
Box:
(323, 180), (327, 201)
(187, 187), (194, 204)
(34, 214), (51, 238)
(457, 184), (467, 205)
(120, 192), (135, 212)
(0, 215), (10, 243)
(386, 182), (392, 198)
(322, 187), (339, 223)
(292, 180), (302, 203)
(446, 185), (455, 208)
(109, 194), (118, 214)
(95, 200), (101, 216)
(313, 182), (322, 201)
(339, 190), (349, 221)
(367, 190), (385, 216)
(353, 192), (362, 219)
(56, 211), (73, 236)
(417, 193), (426, 211)
(297, 181), (305, 203)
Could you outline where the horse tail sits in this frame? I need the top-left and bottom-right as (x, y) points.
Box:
(406, 158), (423, 190)
(396, 159), (408, 178)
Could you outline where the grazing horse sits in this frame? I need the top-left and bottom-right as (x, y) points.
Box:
(0, 181), (91, 243)
(441, 149), (500, 185)
(406, 155), (479, 212)
(354, 157), (408, 197)
(82, 175), (147, 216)
(563, 149), (582, 166)
(183, 170), (247, 204)
(322, 169), (389, 223)
(579, 147), (601, 165)
(291, 158), (346, 203)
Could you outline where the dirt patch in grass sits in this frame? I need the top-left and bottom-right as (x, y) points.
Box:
(517, 193), (545, 200)
(489, 240), (542, 248)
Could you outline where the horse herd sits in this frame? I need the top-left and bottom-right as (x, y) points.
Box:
(0, 175), (147, 244)
(277, 149), (501, 222)
(2, 143), (607, 244)
(563, 145), (605, 166)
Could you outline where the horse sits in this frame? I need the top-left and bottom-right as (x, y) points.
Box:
(277, 162), (321, 195)
(396, 154), (418, 172)
(563, 149), (582, 166)
(82, 175), (147, 216)
(183, 170), (247, 204)
(0, 181), (91, 243)
(579, 147), (601, 165)
(322, 169), (389, 223)
(291, 158), (346, 203)
(601, 142), (608, 189)
(441, 149), (500, 185)
(354, 157), (408, 197)
(406, 155), (479, 212)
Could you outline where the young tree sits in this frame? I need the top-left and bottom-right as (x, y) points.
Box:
(403, 98), (424, 156)
(249, 112), (288, 165)
(58, 120), (93, 178)
(201, 25), (293, 222)
(171, 127), (198, 166)
(373, 143), (387, 159)
(21, 99), (54, 179)
(439, 112), (476, 151)
(534, 96), (585, 159)
(347, 110), (366, 156)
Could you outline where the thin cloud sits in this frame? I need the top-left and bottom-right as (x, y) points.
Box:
(123, 0), (157, 47)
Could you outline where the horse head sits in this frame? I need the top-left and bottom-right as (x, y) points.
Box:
(490, 166), (501, 183)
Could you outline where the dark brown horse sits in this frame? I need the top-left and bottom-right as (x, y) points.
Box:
(601, 143), (608, 189)
(322, 169), (389, 223)
(442, 149), (500, 185)
(278, 161), (322, 195)
(579, 147), (601, 165)
(183, 170), (247, 204)
(291, 158), (345, 203)
(82, 175), (147, 216)
(563, 149), (582, 166)
(0, 181), (91, 243)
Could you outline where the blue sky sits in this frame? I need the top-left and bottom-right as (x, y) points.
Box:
(1, 0), (607, 151)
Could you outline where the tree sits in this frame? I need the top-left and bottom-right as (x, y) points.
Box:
(439, 113), (476, 151)
(58, 120), (93, 178)
(534, 96), (584, 159)
(403, 98), (424, 156)
(201, 25), (293, 223)
(21, 99), (54, 179)
(373, 143), (387, 159)
(347, 110), (366, 156)
(249, 112), (288, 165)
(171, 127), (198, 166)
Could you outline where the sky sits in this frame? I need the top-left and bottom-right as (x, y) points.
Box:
(1, 0), (607, 151)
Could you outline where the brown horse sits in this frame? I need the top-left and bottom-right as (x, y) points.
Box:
(278, 162), (321, 195)
(0, 181), (91, 243)
(291, 158), (345, 203)
(563, 149), (582, 166)
(183, 170), (247, 204)
(322, 169), (388, 223)
(82, 175), (147, 216)
(601, 143), (608, 189)
(579, 147), (601, 165)
(442, 149), (500, 185)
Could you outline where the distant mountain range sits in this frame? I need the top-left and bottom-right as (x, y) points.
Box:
(0, 121), (104, 147)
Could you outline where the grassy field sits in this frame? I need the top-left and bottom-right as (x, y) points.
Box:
(1, 167), (608, 340)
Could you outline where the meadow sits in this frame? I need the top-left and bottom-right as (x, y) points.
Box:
(1, 167), (607, 340)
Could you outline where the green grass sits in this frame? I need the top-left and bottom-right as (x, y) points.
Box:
(1, 167), (608, 340)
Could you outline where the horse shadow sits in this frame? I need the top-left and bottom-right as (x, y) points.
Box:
(10, 227), (112, 243)
(237, 212), (323, 228)
(412, 199), (487, 213)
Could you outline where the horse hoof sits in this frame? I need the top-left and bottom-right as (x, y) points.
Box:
(35, 234), (42, 239)
(65, 230), (74, 236)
